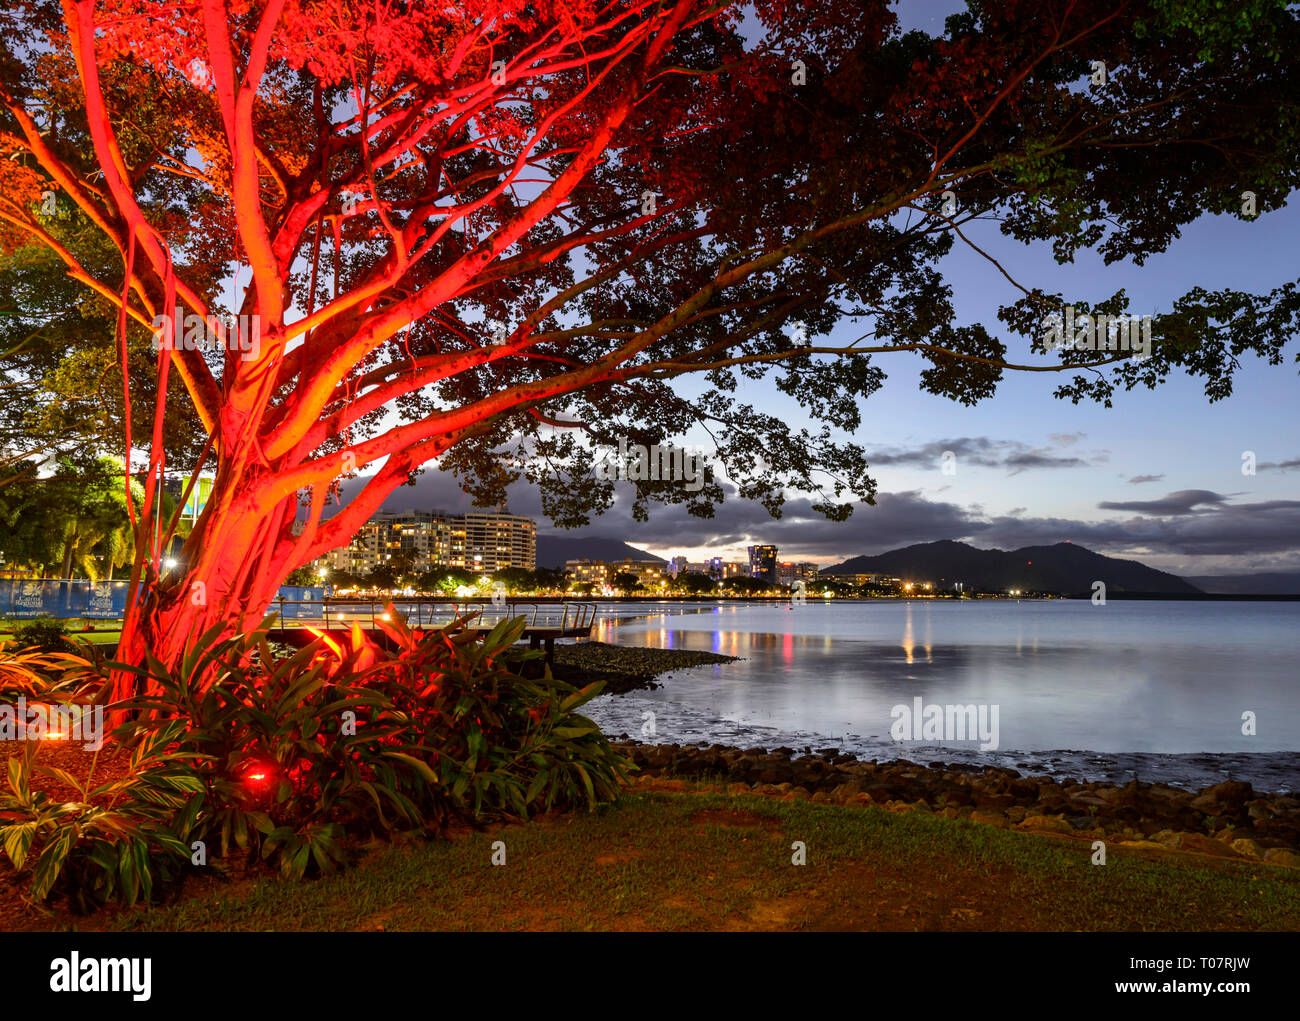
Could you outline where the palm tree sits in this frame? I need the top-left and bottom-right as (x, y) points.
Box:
(48, 456), (194, 582)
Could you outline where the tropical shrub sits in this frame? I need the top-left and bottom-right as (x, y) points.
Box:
(0, 611), (632, 901)
(117, 623), (435, 878)
(8, 616), (71, 653)
(368, 610), (632, 820)
(0, 723), (201, 911)
(0, 641), (87, 702)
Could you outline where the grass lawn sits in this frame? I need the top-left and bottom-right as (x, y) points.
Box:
(42, 780), (1298, 932)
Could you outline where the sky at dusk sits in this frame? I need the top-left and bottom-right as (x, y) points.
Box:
(335, 0), (1300, 577)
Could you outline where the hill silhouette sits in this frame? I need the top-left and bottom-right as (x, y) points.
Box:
(536, 536), (665, 570)
(822, 540), (1201, 595)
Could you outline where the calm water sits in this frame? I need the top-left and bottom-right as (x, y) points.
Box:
(581, 600), (1300, 791)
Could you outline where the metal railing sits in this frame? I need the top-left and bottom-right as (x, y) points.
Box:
(270, 597), (598, 635)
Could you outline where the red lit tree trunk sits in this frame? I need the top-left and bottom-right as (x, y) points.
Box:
(112, 432), (454, 696)
(114, 483), (297, 678)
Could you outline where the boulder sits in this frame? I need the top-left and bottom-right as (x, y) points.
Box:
(1016, 814), (1073, 834)
(971, 792), (1016, 812)
(1008, 779), (1040, 800)
(1188, 780), (1254, 815)
(1264, 848), (1300, 868)
(1171, 833), (1245, 858)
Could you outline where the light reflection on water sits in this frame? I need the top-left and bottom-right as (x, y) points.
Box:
(579, 600), (1300, 788)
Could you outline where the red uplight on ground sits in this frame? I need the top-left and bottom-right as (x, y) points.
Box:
(242, 765), (274, 787)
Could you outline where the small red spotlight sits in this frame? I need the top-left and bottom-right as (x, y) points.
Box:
(241, 763), (275, 789)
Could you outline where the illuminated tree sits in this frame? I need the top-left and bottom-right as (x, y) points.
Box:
(0, 0), (1296, 694)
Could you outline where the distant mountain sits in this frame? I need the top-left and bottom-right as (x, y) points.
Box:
(1181, 572), (1300, 596)
(535, 536), (665, 570)
(822, 540), (1202, 595)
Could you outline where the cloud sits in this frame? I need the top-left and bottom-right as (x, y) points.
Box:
(1097, 490), (1228, 515)
(867, 437), (1003, 468)
(868, 435), (1094, 474)
(1259, 457), (1300, 473)
(1126, 473), (1165, 484)
(974, 499), (1300, 558)
(1004, 451), (1089, 473)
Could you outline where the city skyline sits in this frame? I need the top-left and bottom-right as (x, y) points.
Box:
(325, 444), (1300, 578)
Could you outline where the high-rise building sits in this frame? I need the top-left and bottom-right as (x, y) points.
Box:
(776, 561), (820, 586)
(748, 544), (778, 584)
(565, 559), (666, 588)
(324, 510), (535, 576)
(155, 471), (215, 526)
(463, 511), (537, 574)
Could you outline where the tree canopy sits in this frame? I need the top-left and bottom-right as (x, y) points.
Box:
(0, 455), (145, 579)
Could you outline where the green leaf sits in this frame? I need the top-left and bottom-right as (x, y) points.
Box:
(383, 752), (438, 785)
(33, 765), (84, 797)
(6, 755), (29, 803)
(31, 824), (77, 901)
(552, 726), (597, 739)
(1, 821), (37, 870)
(573, 763), (596, 805)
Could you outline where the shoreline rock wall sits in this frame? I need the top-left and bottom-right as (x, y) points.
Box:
(613, 740), (1300, 866)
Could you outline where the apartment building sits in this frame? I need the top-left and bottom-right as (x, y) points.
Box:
(324, 510), (536, 575)
(775, 561), (820, 586)
(565, 558), (667, 588)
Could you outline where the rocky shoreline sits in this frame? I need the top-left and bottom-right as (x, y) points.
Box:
(551, 641), (737, 694)
(612, 739), (1300, 866)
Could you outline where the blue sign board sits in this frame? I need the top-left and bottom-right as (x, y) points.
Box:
(271, 585), (329, 619)
(0, 579), (131, 619)
(0, 580), (327, 621)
